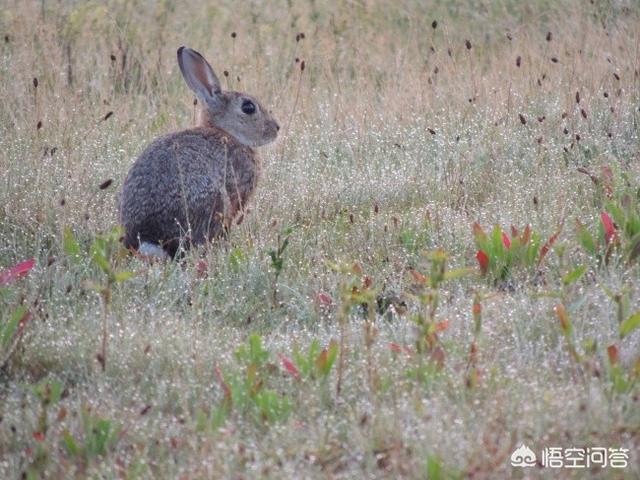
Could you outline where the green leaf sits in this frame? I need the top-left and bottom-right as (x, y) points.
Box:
(279, 237), (289, 255)
(576, 221), (597, 255)
(62, 430), (79, 456)
(1, 305), (27, 348)
(91, 249), (111, 275)
(443, 267), (472, 281)
(34, 379), (63, 405)
(426, 455), (442, 480)
(562, 265), (587, 286)
(626, 232), (640, 262)
(113, 271), (135, 283)
(490, 225), (505, 258)
(620, 311), (640, 338)
(229, 247), (246, 271)
(316, 340), (338, 377)
(63, 227), (81, 260)
(87, 418), (113, 456)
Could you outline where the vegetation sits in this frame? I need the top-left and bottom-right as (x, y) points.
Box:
(0, 0), (639, 478)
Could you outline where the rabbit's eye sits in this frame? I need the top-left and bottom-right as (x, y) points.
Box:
(241, 100), (256, 115)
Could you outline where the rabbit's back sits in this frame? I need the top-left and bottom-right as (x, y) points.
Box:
(120, 127), (259, 256)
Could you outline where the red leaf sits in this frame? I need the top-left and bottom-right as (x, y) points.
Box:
(277, 353), (301, 380)
(430, 346), (446, 369)
(600, 165), (613, 199)
(195, 260), (208, 279)
(409, 269), (427, 285)
(314, 292), (333, 307)
(502, 232), (512, 249)
(15, 310), (33, 338)
(476, 250), (489, 275)
(472, 222), (486, 239)
(538, 228), (562, 267)
(435, 319), (449, 332)
(32, 431), (45, 442)
(520, 224), (532, 245)
(214, 366), (232, 409)
(607, 344), (619, 365)
(510, 225), (519, 238)
(388, 342), (412, 355)
(600, 212), (616, 245)
(0, 258), (35, 286)
(554, 304), (571, 335)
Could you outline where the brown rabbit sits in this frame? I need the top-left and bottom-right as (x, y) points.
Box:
(119, 47), (279, 258)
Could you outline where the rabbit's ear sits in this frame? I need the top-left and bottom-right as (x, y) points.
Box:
(177, 46), (222, 100)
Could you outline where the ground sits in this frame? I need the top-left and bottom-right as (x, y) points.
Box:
(0, 1), (639, 478)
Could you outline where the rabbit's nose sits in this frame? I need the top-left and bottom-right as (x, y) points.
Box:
(275, 123), (280, 131)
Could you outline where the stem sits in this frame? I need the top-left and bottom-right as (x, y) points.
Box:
(99, 287), (111, 371)
(272, 271), (280, 307)
(65, 42), (73, 87)
(336, 303), (348, 398)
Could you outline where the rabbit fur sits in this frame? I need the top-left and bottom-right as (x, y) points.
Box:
(119, 46), (279, 258)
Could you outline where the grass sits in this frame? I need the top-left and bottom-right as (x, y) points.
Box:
(0, 0), (639, 478)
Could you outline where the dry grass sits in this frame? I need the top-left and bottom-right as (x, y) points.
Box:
(0, 0), (639, 478)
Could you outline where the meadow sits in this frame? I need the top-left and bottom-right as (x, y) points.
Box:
(0, 0), (639, 478)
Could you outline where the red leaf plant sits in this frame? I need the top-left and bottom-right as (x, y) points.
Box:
(0, 258), (35, 287)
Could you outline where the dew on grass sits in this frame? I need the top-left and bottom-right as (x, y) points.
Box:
(1, 4), (639, 477)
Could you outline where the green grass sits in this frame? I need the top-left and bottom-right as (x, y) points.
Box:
(1, 0), (639, 478)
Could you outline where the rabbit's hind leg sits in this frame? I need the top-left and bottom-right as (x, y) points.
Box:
(139, 242), (170, 260)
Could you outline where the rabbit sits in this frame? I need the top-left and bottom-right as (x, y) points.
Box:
(119, 46), (279, 258)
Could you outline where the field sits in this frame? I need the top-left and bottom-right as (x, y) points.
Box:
(1, 0), (639, 478)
